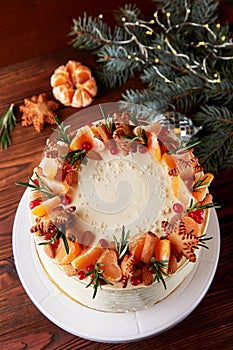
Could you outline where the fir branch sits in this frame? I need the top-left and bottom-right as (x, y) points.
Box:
(0, 104), (16, 150)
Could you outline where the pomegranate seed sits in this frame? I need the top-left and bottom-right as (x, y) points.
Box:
(173, 203), (184, 213)
(99, 238), (109, 248)
(195, 209), (204, 216)
(130, 276), (141, 286)
(61, 194), (71, 206)
(78, 271), (85, 280)
(90, 273), (95, 280)
(139, 145), (148, 154)
(194, 215), (204, 224)
(110, 146), (119, 155)
(86, 264), (95, 272)
(82, 141), (92, 151)
(29, 199), (42, 210)
(51, 239), (60, 249)
(188, 211), (196, 219)
(33, 179), (40, 186)
(45, 233), (53, 240)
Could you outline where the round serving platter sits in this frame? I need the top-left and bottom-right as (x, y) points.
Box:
(13, 189), (220, 343)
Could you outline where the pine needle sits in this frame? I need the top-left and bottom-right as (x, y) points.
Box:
(0, 104), (16, 150)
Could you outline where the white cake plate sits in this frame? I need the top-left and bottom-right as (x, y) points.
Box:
(13, 189), (220, 343)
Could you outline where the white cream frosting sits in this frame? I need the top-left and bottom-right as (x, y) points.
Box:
(33, 123), (209, 313)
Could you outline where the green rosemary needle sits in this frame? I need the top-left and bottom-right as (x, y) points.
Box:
(85, 262), (113, 299)
(114, 225), (130, 259)
(53, 116), (71, 144)
(186, 198), (221, 213)
(150, 257), (168, 289)
(0, 104), (16, 150)
(16, 172), (55, 198)
(168, 138), (201, 155)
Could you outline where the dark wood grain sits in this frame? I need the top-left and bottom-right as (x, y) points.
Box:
(0, 1), (233, 349)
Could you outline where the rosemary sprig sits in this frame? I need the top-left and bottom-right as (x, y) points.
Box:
(113, 225), (130, 259)
(85, 262), (113, 299)
(63, 149), (87, 169)
(53, 116), (71, 144)
(99, 104), (113, 133)
(192, 175), (210, 191)
(186, 198), (221, 213)
(16, 172), (55, 198)
(193, 234), (213, 250)
(39, 227), (69, 254)
(168, 138), (201, 155)
(0, 104), (16, 150)
(150, 257), (168, 289)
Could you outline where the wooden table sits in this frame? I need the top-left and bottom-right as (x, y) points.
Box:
(1, 1), (233, 349)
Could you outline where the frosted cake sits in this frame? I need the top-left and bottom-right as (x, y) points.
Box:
(24, 111), (215, 312)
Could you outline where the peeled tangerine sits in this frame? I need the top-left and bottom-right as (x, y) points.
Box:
(50, 60), (97, 108)
(55, 239), (82, 265)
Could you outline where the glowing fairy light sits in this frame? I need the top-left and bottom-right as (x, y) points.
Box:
(98, 14), (103, 19)
(221, 36), (226, 41)
(122, 17), (126, 22)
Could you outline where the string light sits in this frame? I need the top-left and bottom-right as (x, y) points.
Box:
(221, 36), (226, 41)
(154, 58), (159, 63)
(98, 14), (103, 19)
(122, 17), (126, 22)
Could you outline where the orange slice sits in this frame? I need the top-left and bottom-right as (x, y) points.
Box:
(97, 249), (122, 283)
(55, 239), (82, 265)
(192, 173), (214, 201)
(183, 216), (201, 237)
(130, 236), (146, 264)
(71, 244), (103, 269)
(31, 196), (61, 216)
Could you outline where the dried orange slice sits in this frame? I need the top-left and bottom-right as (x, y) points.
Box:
(183, 216), (201, 237)
(31, 196), (61, 216)
(97, 249), (122, 283)
(71, 244), (103, 269)
(55, 239), (82, 265)
(70, 125), (94, 151)
(192, 173), (214, 201)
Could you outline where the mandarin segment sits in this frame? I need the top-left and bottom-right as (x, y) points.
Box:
(70, 125), (95, 151)
(71, 244), (103, 269)
(97, 249), (122, 283)
(55, 239), (82, 265)
(183, 216), (201, 237)
(192, 173), (214, 201)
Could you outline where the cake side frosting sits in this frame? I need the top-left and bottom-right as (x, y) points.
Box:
(26, 111), (215, 312)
